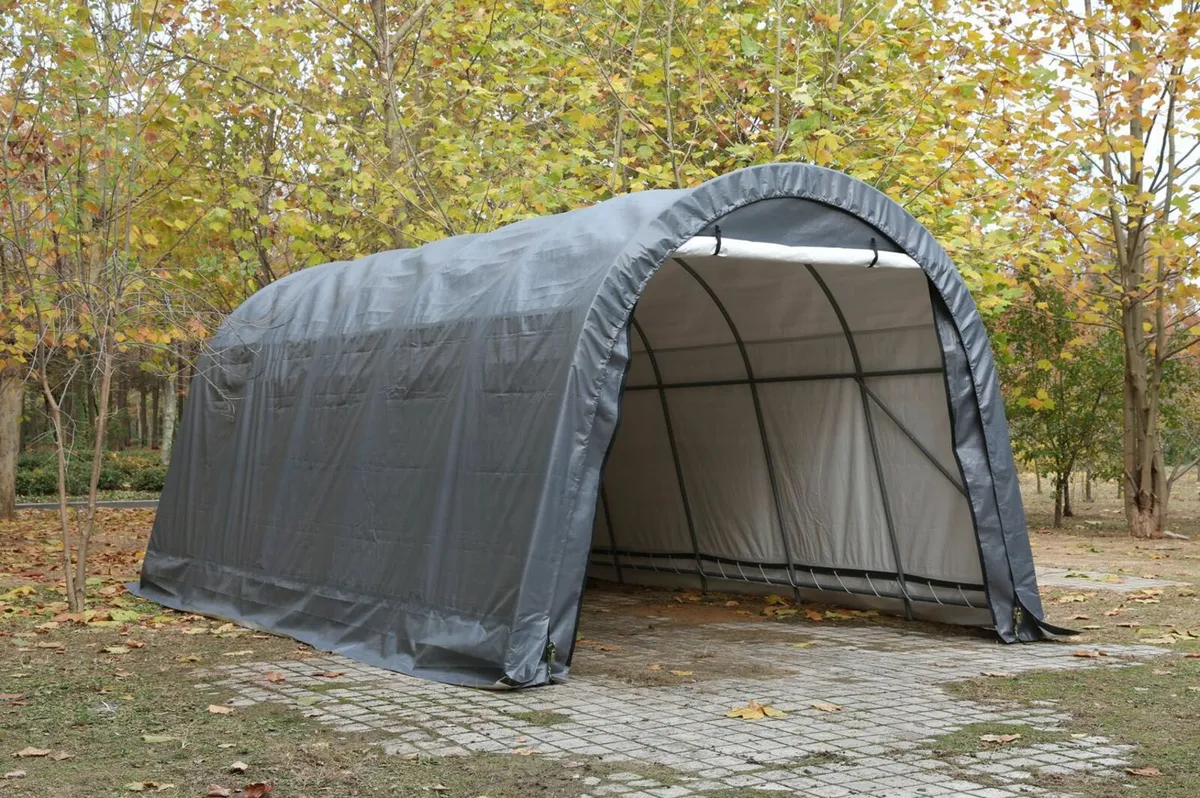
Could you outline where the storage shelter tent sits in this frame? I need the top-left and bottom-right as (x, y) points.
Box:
(133, 163), (1061, 689)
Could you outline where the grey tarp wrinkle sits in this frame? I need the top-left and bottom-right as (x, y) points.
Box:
(133, 163), (1055, 687)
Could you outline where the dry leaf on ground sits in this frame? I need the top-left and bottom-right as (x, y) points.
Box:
(726, 699), (787, 720)
(12, 747), (49, 758)
(1125, 767), (1161, 777)
(125, 782), (174, 792)
(243, 783), (273, 798)
(646, 664), (662, 671)
(229, 761), (249, 773)
(141, 735), (178, 744)
(670, 670), (694, 677)
(1072, 649), (1108, 658)
(980, 733), (1021, 744)
(313, 671), (344, 678)
(3, 770), (27, 779)
(207, 787), (231, 798)
(513, 747), (537, 756)
(789, 641), (815, 649)
(811, 701), (842, 712)
(50, 751), (73, 761)
(207, 705), (234, 715)
(981, 672), (1013, 678)
(265, 672), (286, 683)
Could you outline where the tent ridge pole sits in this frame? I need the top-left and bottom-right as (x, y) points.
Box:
(671, 257), (801, 601)
(859, 382), (970, 498)
(804, 263), (914, 620)
(629, 317), (707, 592)
(623, 367), (944, 392)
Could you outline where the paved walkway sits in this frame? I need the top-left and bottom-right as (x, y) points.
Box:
(198, 592), (1170, 797)
(1034, 567), (1186, 591)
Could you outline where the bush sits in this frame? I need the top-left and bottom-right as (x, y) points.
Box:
(130, 465), (167, 492)
(15, 448), (166, 496)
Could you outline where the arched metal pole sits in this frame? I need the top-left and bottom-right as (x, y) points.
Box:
(599, 485), (624, 584)
(672, 258), (801, 600)
(630, 317), (707, 591)
(805, 263), (914, 620)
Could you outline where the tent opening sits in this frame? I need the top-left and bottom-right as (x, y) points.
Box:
(587, 233), (989, 626)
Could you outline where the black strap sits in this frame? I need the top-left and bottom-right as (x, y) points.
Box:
(868, 237), (878, 267)
(713, 225), (722, 256)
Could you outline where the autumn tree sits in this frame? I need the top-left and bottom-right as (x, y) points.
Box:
(975, 0), (1200, 537)
(997, 280), (1123, 526)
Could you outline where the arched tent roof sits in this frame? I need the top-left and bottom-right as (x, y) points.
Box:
(134, 163), (1060, 688)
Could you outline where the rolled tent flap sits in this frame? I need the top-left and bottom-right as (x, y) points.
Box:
(132, 163), (1053, 688)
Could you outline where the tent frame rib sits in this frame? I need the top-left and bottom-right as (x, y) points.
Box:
(804, 263), (914, 620)
(599, 486), (624, 584)
(670, 257), (801, 599)
(859, 382), (970, 498)
(628, 317), (708, 592)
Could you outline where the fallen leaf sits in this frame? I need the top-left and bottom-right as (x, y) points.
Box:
(50, 751), (73, 761)
(207, 787), (232, 798)
(175, 655), (201, 663)
(980, 733), (1021, 744)
(313, 671), (344, 678)
(1184, 653), (1200, 659)
(724, 600), (739, 607)
(12, 747), (49, 757)
(788, 641), (815, 649)
(811, 701), (842, 712)
(513, 747), (537, 756)
(265, 672), (286, 683)
(207, 705), (234, 715)
(765, 594), (789, 606)
(125, 782), (175, 792)
(981, 672), (1013, 678)
(1104, 608), (1124, 617)
(803, 609), (823, 621)
(646, 664), (662, 671)
(1068, 614), (1090, 621)
(221, 650), (253, 657)
(669, 670), (694, 677)
(1056, 594), (1090, 604)
(428, 786), (448, 793)
(0, 694), (24, 701)
(3, 770), (26, 779)
(1117, 622), (1141, 628)
(142, 735), (179, 744)
(229, 761), (249, 773)
(1125, 767), (1161, 777)
(123, 639), (146, 649)
(36, 641), (63, 649)
(243, 783), (273, 798)
(104, 646), (131, 655)
(726, 699), (786, 719)
(1072, 649), (1108, 658)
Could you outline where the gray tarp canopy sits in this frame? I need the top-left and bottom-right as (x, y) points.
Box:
(133, 163), (1061, 688)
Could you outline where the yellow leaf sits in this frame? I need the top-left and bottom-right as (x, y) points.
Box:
(811, 701), (842, 712)
(207, 705), (234, 715)
(669, 670), (694, 677)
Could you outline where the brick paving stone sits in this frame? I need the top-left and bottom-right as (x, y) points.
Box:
(207, 590), (1170, 798)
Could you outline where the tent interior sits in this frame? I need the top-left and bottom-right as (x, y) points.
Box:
(586, 224), (989, 625)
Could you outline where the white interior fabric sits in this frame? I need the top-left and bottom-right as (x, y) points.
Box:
(593, 241), (984, 606)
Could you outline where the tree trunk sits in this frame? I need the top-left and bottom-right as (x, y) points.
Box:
(73, 351), (114, 611)
(160, 369), (177, 466)
(1053, 473), (1064, 528)
(138, 387), (149, 448)
(1035, 468), (1042, 494)
(0, 370), (22, 520)
(1063, 469), (1074, 518)
(150, 383), (160, 450)
(1085, 469), (1093, 502)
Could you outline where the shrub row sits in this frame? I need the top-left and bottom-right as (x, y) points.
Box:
(16, 449), (167, 496)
